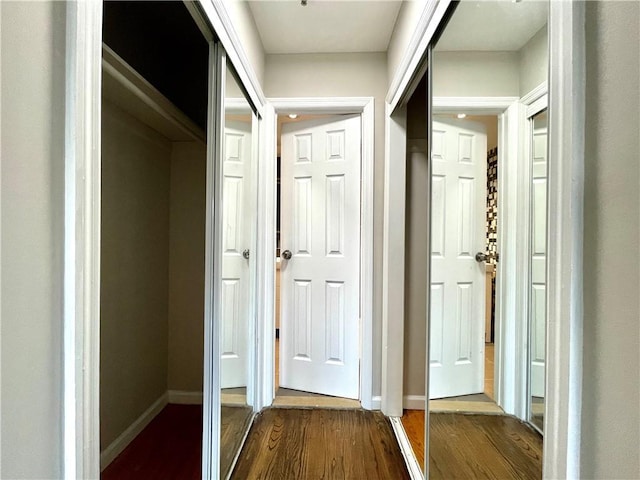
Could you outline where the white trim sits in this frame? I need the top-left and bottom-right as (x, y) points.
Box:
(197, 0), (266, 115)
(520, 82), (548, 107)
(433, 96), (520, 113)
(386, 0), (451, 111)
(99, 393), (168, 471)
(390, 417), (424, 480)
(381, 103), (407, 417)
(202, 43), (225, 480)
(254, 103), (277, 411)
(63, 1), (102, 478)
(545, 2), (585, 477)
(259, 97), (375, 410)
(498, 100), (526, 418)
(370, 395), (382, 410)
(403, 395), (426, 411)
(168, 390), (204, 405)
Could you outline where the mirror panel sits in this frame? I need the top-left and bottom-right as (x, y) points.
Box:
(415, 0), (549, 477)
(219, 62), (256, 479)
(529, 108), (548, 432)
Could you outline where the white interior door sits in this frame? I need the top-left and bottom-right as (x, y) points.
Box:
(220, 120), (252, 389)
(430, 116), (487, 399)
(530, 112), (547, 398)
(280, 115), (361, 399)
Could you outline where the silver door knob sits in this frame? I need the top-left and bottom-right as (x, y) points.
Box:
(475, 252), (488, 263)
(242, 249), (250, 260)
(282, 250), (292, 260)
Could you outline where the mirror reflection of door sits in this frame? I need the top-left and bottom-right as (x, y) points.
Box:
(219, 64), (257, 479)
(529, 108), (548, 432)
(429, 115), (487, 400)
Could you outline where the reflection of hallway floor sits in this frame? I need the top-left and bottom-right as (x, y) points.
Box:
(400, 412), (543, 478)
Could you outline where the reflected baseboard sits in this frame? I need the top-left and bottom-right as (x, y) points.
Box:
(429, 400), (504, 414)
(221, 393), (248, 406)
(168, 390), (203, 405)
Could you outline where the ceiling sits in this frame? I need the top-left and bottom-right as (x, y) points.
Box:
(246, 0), (547, 56)
(436, 1), (548, 52)
(248, 1), (402, 54)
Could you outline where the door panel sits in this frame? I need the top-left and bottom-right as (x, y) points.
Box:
(430, 117), (487, 399)
(280, 115), (361, 399)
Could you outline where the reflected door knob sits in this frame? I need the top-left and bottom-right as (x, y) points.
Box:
(282, 250), (292, 260)
(475, 251), (488, 263)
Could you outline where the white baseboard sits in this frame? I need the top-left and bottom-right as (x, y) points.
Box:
(403, 395), (426, 410)
(370, 395), (382, 410)
(100, 391), (168, 471)
(168, 390), (203, 405)
(389, 416), (424, 479)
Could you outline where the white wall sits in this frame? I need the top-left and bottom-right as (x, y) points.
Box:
(100, 101), (171, 449)
(0, 2), (66, 477)
(433, 51), (520, 97)
(168, 141), (207, 392)
(519, 25), (548, 97)
(582, 2), (640, 478)
(265, 52), (387, 397)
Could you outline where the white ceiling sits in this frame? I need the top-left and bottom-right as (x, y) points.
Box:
(436, 1), (548, 52)
(248, 1), (402, 54)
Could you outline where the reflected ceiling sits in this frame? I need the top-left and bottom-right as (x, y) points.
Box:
(436, 1), (547, 51)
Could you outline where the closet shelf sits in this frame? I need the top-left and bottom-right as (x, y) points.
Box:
(102, 44), (206, 143)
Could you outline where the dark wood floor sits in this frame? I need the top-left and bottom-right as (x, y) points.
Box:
(102, 404), (202, 480)
(402, 410), (543, 479)
(102, 404), (252, 480)
(231, 408), (410, 480)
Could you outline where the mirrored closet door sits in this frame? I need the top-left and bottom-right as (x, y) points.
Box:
(214, 52), (259, 480)
(528, 107), (548, 433)
(418, 0), (549, 477)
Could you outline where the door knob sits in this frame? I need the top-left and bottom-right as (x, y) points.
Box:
(475, 251), (488, 263)
(282, 250), (292, 260)
(242, 249), (250, 260)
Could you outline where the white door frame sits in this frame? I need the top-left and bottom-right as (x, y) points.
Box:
(382, 1), (585, 478)
(431, 97), (522, 416)
(256, 97), (375, 410)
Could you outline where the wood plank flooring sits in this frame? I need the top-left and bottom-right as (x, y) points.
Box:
(401, 410), (543, 479)
(231, 408), (410, 480)
(102, 404), (252, 480)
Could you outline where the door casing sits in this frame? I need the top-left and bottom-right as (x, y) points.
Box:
(256, 97), (375, 410)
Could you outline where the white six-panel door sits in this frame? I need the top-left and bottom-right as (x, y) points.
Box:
(220, 120), (252, 389)
(530, 113), (547, 398)
(430, 117), (487, 399)
(280, 115), (361, 399)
